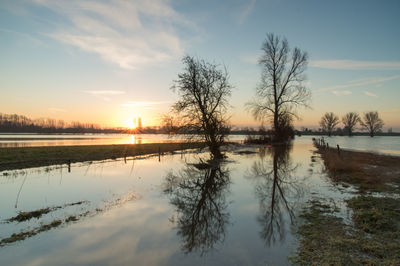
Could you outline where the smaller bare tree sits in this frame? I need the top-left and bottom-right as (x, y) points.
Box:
(360, 111), (384, 137)
(342, 112), (360, 136)
(320, 112), (339, 136)
(168, 55), (232, 159)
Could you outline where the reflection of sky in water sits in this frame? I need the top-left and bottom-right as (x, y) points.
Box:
(0, 140), (362, 265)
(1, 134), (399, 156)
(0, 134), (248, 147)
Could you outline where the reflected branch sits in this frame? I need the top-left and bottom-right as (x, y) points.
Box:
(248, 144), (303, 246)
(164, 162), (231, 255)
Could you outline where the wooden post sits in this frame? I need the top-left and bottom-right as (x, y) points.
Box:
(337, 144), (340, 156)
(158, 146), (161, 162)
(68, 160), (71, 173)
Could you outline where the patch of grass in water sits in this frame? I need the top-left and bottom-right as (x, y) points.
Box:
(0, 220), (62, 246)
(291, 198), (400, 265)
(6, 208), (54, 222)
(65, 215), (78, 222)
(5, 201), (89, 223)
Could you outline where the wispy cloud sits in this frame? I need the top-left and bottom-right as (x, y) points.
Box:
(310, 60), (400, 70)
(0, 28), (43, 45)
(364, 91), (377, 97)
(382, 108), (400, 114)
(237, 0), (256, 25)
(316, 75), (400, 92)
(240, 54), (259, 64)
(120, 101), (169, 108)
(84, 90), (126, 95)
(48, 107), (67, 112)
(332, 90), (352, 96)
(84, 90), (125, 101)
(34, 0), (193, 69)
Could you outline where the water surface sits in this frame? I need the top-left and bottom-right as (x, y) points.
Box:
(1, 134), (399, 156)
(0, 140), (356, 265)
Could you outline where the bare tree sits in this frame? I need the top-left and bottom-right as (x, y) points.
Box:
(320, 112), (340, 136)
(247, 33), (310, 142)
(360, 111), (384, 137)
(342, 112), (360, 136)
(169, 56), (232, 159)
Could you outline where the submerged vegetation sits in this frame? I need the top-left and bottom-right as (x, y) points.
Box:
(0, 193), (138, 247)
(5, 201), (88, 223)
(0, 220), (63, 247)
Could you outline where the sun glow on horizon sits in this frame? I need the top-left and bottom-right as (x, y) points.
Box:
(126, 118), (137, 129)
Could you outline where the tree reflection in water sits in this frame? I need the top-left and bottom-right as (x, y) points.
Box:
(163, 162), (230, 255)
(248, 144), (304, 246)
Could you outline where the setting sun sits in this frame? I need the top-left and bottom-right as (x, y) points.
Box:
(126, 118), (137, 129)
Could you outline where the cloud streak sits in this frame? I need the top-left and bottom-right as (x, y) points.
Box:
(34, 0), (193, 69)
(84, 90), (126, 95)
(120, 101), (169, 108)
(240, 54), (259, 64)
(332, 90), (352, 96)
(364, 91), (377, 97)
(316, 75), (400, 92)
(310, 60), (400, 70)
(48, 107), (67, 112)
(237, 0), (256, 25)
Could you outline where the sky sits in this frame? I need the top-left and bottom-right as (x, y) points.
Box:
(1, 0), (399, 130)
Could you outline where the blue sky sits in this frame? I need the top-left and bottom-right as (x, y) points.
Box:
(1, 0), (399, 130)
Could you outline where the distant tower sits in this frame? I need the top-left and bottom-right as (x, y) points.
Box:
(138, 117), (142, 129)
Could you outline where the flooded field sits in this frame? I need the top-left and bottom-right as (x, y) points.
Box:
(0, 140), (359, 265)
(0, 134), (246, 147)
(1, 134), (400, 156)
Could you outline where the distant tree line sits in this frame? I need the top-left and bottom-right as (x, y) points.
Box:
(0, 112), (208, 134)
(319, 111), (385, 137)
(0, 113), (120, 133)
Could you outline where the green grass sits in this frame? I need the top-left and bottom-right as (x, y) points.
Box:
(0, 142), (205, 171)
(291, 197), (400, 265)
(347, 196), (400, 234)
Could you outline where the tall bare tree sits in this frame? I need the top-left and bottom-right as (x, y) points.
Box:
(342, 112), (360, 136)
(320, 112), (340, 136)
(168, 56), (232, 159)
(360, 111), (384, 137)
(248, 33), (310, 142)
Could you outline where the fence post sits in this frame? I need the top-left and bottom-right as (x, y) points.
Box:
(68, 160), (71, 173)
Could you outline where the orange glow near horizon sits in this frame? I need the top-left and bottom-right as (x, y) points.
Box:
(125, 118), (137, 129)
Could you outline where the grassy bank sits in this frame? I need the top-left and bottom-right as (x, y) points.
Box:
(292, 197), (400, 265)
(0, 142), (205, 171)
(316, 143), (400, 192)
(291, 142), (400, 265)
